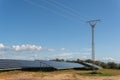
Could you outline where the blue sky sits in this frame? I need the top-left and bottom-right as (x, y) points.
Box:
(0, 0), (120, 62)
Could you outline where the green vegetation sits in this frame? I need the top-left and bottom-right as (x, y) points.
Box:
(79, 72), (117, 76)
(0, 69), (120, 77)
(52, 58), (120, 69)
(77, 69), (120, 76)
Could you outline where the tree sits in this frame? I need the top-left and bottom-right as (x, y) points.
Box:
(107, 62), (118, 69)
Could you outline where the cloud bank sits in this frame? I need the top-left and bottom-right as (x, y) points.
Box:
(0, 43), (118, 62)
(12, 44), (42, 52)
(0, 43), (54, 53)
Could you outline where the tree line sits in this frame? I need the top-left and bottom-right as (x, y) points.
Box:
(52, 58), (120, 69)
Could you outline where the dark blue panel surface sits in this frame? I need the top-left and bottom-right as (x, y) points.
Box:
(38, 60), (84, 69)
(0, 59), (84, 70)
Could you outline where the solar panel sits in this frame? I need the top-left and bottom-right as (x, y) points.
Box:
(0, 59), (85, 70)
(19, 60), (50, 68)
(0, 59), (49, 70)
(83, 62), (102, 69)
(0, 59), (22, 70)
(38, 60), (85, 69)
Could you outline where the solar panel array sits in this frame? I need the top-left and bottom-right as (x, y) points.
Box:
(0, 59), (22, 70)
(0, 59), (84, 70)
(82, 62), (102, 69)
(38, 60), (84, 69)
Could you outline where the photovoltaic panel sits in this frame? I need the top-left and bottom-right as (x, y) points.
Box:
(19, 60), (50, 68)
(0, 59), (85, 70)
(38, 60), (85, 69)
(83, 62), (102, 69)
(0, 59), (22, 70)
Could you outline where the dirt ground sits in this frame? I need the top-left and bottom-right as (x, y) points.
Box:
(0, 70), (120, 80)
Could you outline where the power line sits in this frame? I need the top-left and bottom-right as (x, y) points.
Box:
(48, 0), (88, 20)
(24, 0), (60, 14)
(24, 0), (86, 23)
(24, 0), (101, 65)
(41, 0), (86, 22)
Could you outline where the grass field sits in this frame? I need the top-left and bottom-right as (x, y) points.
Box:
(0, 69), (120, 80)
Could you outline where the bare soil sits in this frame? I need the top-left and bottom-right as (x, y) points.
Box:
(0, 69), (120, 80)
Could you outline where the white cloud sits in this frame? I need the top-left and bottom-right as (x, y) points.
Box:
(102, 57), (116, 62)
(57, 53), (72, 57)
(0, 43), (56, 54)
(61, 48), (65, 51)
(82, 56), (89, 59)
(12, 44), (42, 52)
(51, 52), (73, 59)
(51, 52), (90, 60)
(81, 48), (91, 52)
(47, 49), (55, 52)
(0, 43), (93, 60)
(0, 43), (5, 49)
(0, 43), (8, 54)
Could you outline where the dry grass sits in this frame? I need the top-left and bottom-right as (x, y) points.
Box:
(100, 69), (120, 75)
(0, 69), (120, 80)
